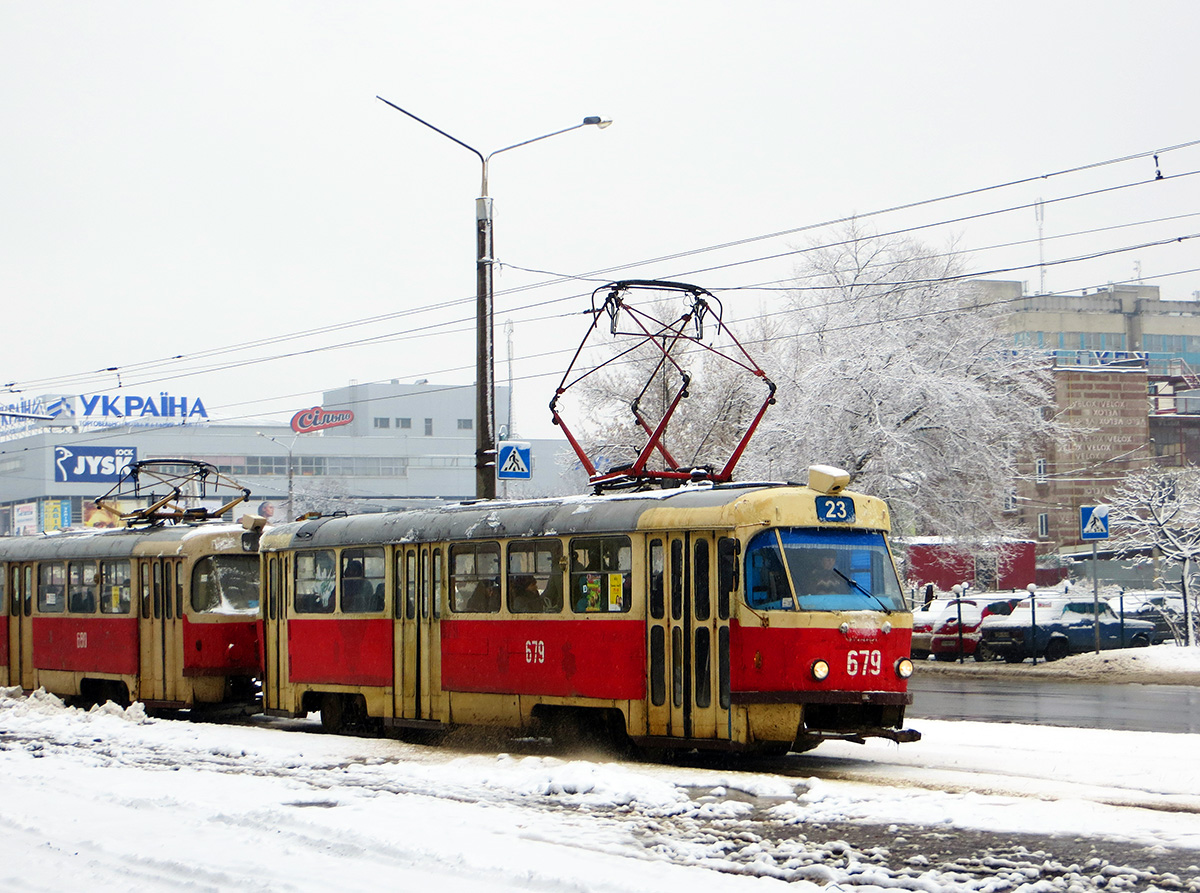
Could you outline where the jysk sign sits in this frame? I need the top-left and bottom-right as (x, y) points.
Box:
(54, 446), (137, 483)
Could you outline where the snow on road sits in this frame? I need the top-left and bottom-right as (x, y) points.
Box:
(2, 680), (1199, 892)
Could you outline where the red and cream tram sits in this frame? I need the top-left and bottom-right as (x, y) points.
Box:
(1, 521), (261, 710)
(260, 466), (918, 753)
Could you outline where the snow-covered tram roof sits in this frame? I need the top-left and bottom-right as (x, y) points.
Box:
(259, 481), (892, 551)
(0, 522), (250, 562)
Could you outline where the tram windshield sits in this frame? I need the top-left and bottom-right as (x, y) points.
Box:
(191, 555), (260, 615)
(745, 528), (904, 612)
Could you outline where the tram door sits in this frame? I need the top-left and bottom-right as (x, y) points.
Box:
(262, 553), (286, 713)
(8, 564), (35, 691)
(395, 545), (439, 722)
(646, 533), (730, 742)
(138, 558), (183, 704)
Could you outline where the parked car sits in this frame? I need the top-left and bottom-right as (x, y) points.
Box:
(911, 597), (964, 658)
(1108, 590), (1184, 645)
(910, 596), (1024, 661)
(979, 595), (1156, 662)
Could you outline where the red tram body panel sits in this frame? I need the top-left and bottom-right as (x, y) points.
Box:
(31, 616), (139, 675)
(182, 614), (262, 678)
(440, 618), (645, 699)
(287, 617), (393, 687)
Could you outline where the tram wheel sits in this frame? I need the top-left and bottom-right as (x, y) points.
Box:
(320, 693), (346, 734)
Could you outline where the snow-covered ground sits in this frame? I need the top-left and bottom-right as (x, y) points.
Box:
(2, 648), (1199, 893)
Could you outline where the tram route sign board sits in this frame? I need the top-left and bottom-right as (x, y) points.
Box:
(497, 442), (532, 481)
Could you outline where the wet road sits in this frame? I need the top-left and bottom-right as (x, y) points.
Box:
(908, 675), (1200, 733)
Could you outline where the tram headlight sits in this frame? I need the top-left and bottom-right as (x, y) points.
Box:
(810, 659), (830, 682)
(895, 658), (914, 679)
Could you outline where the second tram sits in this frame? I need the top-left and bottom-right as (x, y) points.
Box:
(1, 522), (261, 710)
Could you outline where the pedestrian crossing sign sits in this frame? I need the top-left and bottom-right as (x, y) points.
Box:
(1080, 504), (1109, 540)
(497, 442), (532, 480)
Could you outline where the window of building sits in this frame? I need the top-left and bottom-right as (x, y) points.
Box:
(1037, 513), (1049, 539)
(424, 418), (434, 436)
(457, 418), (473, 430)
(373, 417), (391, 429)
(397, 417), (412, 429)
(1035, 458), (1047, 483)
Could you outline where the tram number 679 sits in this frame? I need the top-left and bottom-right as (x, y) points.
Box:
(525, 640), (546, 664)
(846, 649), (881, 676)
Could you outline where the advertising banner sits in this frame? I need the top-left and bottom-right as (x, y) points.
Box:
(54, 446), (136, 483)
(14, 502), (38, 536)
(42, 499), (71, 532)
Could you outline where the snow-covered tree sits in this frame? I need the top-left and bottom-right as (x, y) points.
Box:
(566, 227), (1066, 541)
(745, 223), (1067, 541)
(1105, 465), (1200, 647)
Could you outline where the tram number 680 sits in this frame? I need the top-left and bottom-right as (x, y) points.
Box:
(846, 649), (881, 676)
(525, 640), (545, 664)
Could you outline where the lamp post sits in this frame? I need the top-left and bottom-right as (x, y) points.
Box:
(257, 432), (297, 522)
(376, 97), (611, 499)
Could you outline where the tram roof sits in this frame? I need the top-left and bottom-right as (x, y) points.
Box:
(260, 481), (888, 550)
(0, 522), (247, 561)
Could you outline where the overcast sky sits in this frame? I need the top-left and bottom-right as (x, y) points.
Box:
(4, 2), (1199, 439)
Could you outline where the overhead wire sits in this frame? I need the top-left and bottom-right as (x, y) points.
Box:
(5, 138), (1200, 408)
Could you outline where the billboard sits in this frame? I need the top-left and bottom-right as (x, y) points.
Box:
(54, 446), (136, 483)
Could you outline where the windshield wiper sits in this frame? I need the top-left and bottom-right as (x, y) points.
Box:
(834, 567), (892, 614)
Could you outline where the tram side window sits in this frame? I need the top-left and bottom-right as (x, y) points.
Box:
(747, 543), (792, 611)
(37, 562), (67, 613)
(716, 537), (738, 621)
(294, 550), (336, 614)
(450, 543), (500, 613)
(648, 539), (664, 620)
(341, 548), (385, 614)
(99, 561), (132, 614)
(191, 555), (260, 615)
(506, 540), (563, 614)
(68, 561), (98, 614)
(570, 536), (632, 614)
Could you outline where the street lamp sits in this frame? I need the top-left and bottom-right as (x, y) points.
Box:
(376, 97), (611, 499)
(257, 432), (297, 522)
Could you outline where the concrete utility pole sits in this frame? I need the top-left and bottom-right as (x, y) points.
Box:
(376, 97), (610, 499)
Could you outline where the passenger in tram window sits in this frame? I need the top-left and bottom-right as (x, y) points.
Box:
(540, 573), (564, 612)
(341, 559), (365, 612)
(508, 574), (542, 613)
(465, 578), (500, 613)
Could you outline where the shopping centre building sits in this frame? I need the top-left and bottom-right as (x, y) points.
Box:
(0, 379), (577, 535)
